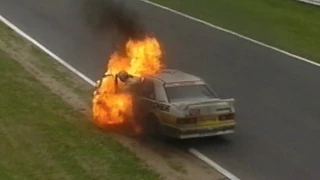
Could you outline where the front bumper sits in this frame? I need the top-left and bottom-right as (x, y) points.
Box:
(162, 124), (235, 139)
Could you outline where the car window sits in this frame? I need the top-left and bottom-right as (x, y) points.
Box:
(165, 84), (216, 102)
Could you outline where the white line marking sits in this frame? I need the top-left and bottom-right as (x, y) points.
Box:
(189, 148), (240, 180)
(0, 15), (96, 86)
(0, 14), (237, 179)
(297, 0), (320, 6)
(140, 0), (320, 68)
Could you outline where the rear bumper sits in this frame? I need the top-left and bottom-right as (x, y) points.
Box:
(162, 124), (235, 139)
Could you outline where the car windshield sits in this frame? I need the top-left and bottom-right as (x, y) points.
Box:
(165, 84), (216, 102)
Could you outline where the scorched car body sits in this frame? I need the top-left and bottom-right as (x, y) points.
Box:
(96, 69), (236, 139)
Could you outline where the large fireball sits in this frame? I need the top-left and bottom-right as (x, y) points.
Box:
(92, 36), (163, 128)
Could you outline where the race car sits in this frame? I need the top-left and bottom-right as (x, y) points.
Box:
(96, 69), (236, 139)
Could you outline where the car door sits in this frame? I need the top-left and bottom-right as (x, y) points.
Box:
(135, 79), (156, 117)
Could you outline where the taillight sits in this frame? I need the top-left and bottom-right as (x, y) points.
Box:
(176, 118), (197, 125)
(218, 113), (235, 121)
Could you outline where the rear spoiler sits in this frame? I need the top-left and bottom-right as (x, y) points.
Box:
(178, 98), (236, 116)
(184, 98), (235, 110)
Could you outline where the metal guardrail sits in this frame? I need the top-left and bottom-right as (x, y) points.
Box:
(297, 0), (320, 6)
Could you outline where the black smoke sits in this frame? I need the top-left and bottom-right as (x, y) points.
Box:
(84, 0), (147, 52)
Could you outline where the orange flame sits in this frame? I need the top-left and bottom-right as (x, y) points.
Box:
(92, 36), (163, 127)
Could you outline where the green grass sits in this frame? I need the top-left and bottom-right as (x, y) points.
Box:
(0, 22), (92, 100)
(150, 0), (320, 63)
(0, 49), (160, 180)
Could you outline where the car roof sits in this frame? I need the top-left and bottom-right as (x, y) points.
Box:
(148, 69), (203, 84)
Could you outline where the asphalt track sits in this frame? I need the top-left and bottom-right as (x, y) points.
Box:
(1, 0), (320, 180)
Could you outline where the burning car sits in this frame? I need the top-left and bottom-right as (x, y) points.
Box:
(91, 36), (236, 139)
(94, 68), (236, 139)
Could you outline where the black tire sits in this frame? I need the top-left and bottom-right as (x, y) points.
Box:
(144, 114), (165, 140)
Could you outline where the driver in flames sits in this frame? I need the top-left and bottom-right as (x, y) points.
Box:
(116, 70), (145, 134)
(116, 70), (144, 92)
(94, 70), (148, 134)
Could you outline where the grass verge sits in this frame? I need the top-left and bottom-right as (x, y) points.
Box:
(149, 0), (320, 63)
(0, 22), (161, 180)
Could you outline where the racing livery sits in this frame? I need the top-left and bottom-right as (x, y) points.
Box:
(96, 69), (236, 139)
